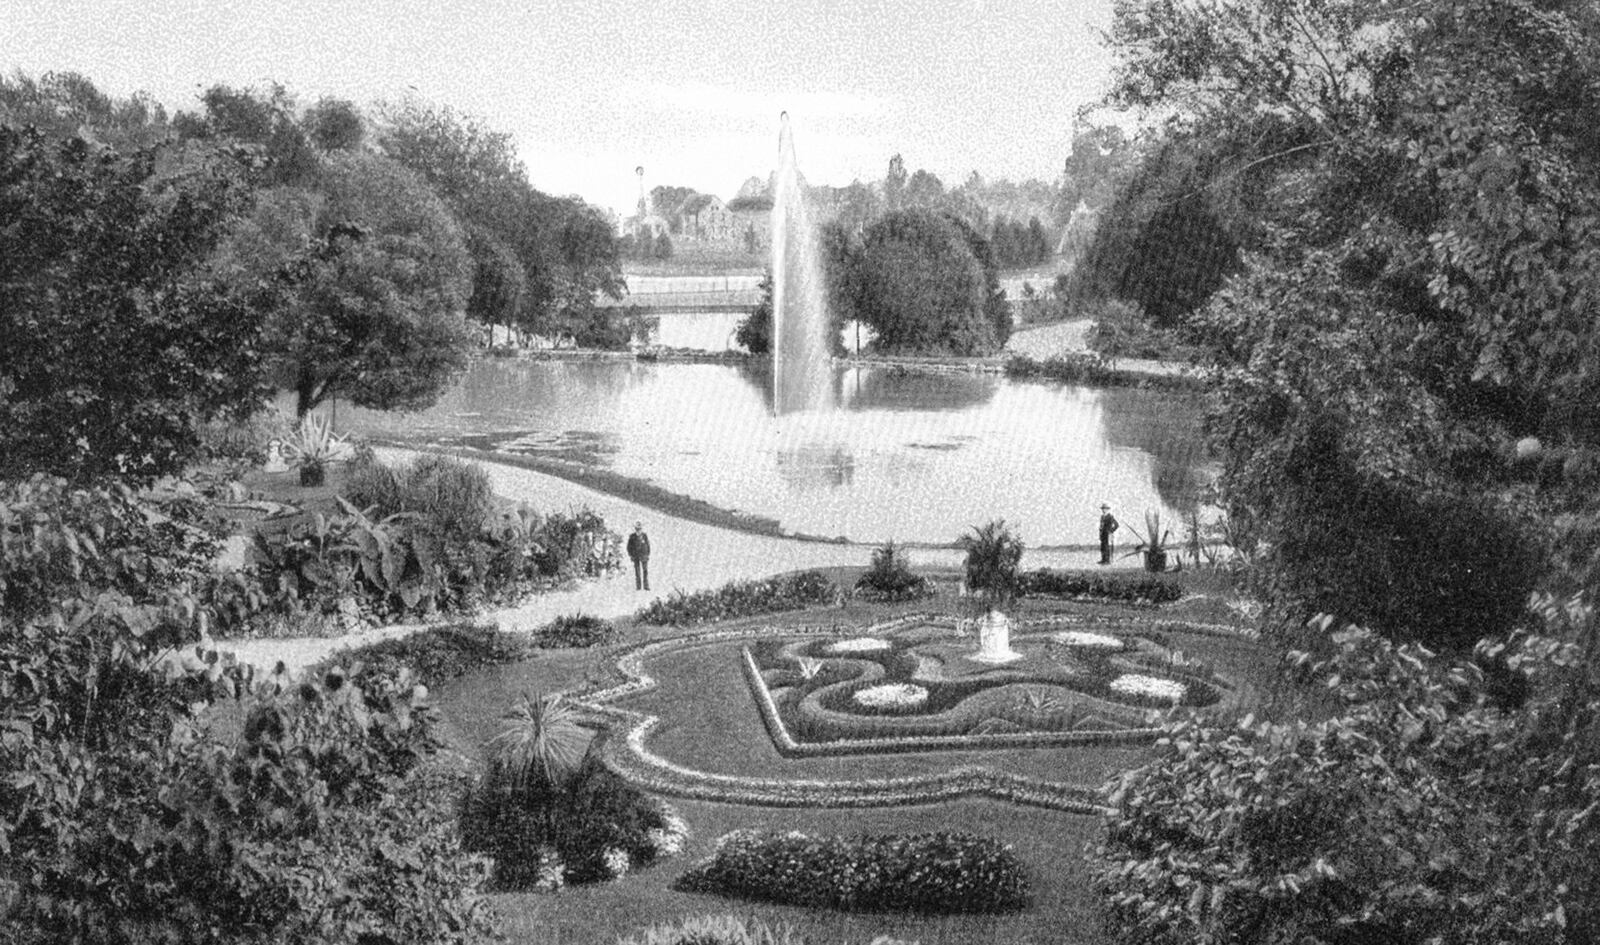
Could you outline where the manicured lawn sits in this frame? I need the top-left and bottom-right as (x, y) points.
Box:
(486, 798), (1111, 945)
(429, 587), (1272, 945)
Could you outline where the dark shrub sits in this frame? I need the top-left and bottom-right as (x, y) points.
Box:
(636, 571), (841, 627)
(530, 507), (623, 579)
(307, 623), (532, 686)
(1263, 427), (1541, 652)
(342, 444), (407, 517)
(460, 751), (687, 890)
(1019, 569), (1182, 604)
(1094, 621), (1599, 945)
(343, 449), (493, 541)
(535, 612), (619, 649)
(675, 829), (1031, 914)
(854, 541), (935, 601)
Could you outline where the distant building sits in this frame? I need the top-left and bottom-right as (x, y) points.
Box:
(678, 194), (737, 241)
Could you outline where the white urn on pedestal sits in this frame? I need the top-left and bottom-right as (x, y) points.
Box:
(970, 609), (1022, 664)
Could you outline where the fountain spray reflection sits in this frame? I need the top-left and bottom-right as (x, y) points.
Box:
(772, 112), (834, 414)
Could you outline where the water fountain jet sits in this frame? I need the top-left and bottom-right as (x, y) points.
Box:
(772, 113), (834, 414)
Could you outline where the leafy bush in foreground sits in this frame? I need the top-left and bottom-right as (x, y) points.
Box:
(1019, 568), (1182, 604)
(675, 829), (1032, 914)
(218, 454), (622, 634)
(854, 540), (935, 601)
(636, 571), (841, 626)
(1094, 617), (1600, 945)
(1, 477), (493, 943)
(459, 694), (687, 889)
(618, 914), (805, 945)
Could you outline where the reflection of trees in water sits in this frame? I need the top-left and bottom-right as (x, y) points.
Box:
(730, 363), (998, 416)
(841, 367), (997, 413)
(1097, 388), (1214, 510)
(774, 442), (857, 491)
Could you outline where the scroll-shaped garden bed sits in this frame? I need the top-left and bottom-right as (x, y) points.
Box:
(743, 617), (1237, 757)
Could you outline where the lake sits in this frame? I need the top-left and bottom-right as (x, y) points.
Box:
(334, 356), (1214, 546)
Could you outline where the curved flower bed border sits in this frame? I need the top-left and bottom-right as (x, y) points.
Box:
(564, 613), (1249, 816)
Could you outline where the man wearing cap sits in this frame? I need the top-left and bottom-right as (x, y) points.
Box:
(1098, 504), (1119, 565)
(627, 522), (651, 590)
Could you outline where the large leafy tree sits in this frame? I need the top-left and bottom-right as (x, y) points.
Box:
(376, 100), (624, 344)
(855, 209), (1009, 356)
(0, 127), (266, 480)
(217, 151), (475, 417)
(1101, 0), (1600, 640)
(1095, 2), (1600, 938)
(0, 70), (171, 150)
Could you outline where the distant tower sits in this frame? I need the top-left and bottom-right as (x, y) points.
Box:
(635, 165), (647, 218)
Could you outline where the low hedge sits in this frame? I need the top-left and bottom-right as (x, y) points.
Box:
(533, 612), (619, 649)
(308, 622), (533, 686)
(674, 829), (1032, 914)
(1019, 568), (1182, 604)
(636, 571), (841, 627)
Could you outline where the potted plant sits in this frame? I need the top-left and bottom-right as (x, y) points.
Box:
(1123, 510), (1174, 573)
(958, 520), (1026, 663)
(283, 413), (346, 487)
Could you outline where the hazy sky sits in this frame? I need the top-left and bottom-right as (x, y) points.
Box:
(3, 0), (1121, 214)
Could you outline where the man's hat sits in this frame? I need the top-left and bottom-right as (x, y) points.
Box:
(1100, 504), (1111, 510)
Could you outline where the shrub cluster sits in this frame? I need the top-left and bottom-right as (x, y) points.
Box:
(617, 914), (804, 945)
(1019, 568), (1183, 603)
(1004, 353), (1202, 391)
(674, 829), (1032, 914)
(1, 476), (493, 943)
(460, 752), (688, 889)
(853, 541), (935, 601)
(636, 571), (841, 626)
(1094, 620), (1600, 944)
(534, 612), (620, 648)
(308, 622), (534, 686)
(210, 451), (622, 634)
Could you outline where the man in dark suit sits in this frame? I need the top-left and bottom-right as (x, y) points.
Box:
(1099, 504), (1119, 565)
(626, 522), (651, 590)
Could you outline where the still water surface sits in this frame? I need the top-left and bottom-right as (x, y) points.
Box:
(337, 358), (1212, 545)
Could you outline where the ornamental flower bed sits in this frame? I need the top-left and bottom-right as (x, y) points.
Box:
(744, 621), (1228, 751)
(537, 614), (1252, 814)
(674, 829), (1033, 914)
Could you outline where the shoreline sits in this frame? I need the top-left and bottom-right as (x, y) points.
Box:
(370, 438), (1113, 553)
(483, 343), (1201, 389)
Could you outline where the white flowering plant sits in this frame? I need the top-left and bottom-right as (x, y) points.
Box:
(1108, 673), (1187, 704)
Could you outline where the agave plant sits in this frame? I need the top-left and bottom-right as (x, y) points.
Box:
(796, 656), (824, 680)
(282, 412), (348, 486)
(1122, 510), (1175, 573)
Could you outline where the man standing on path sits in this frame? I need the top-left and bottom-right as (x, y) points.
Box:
(1099, 504), (1119, 565)
(627, 522), (651, 591)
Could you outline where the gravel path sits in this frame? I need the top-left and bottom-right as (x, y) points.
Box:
(217, 447), (1135, 675)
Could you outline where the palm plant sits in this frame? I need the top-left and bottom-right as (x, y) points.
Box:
(484, 691), (591, 798)
(958, 519), (1025, 613)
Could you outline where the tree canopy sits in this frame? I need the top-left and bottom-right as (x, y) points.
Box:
(0, 127), (266, 480)
(854, 209), (1010, 356)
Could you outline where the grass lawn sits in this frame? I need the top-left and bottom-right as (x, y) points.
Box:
(486, 797), (1109, 945)
(429, 588), (1273, 945)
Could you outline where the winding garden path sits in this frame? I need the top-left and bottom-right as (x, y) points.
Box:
(218, 448), (1127, 675)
